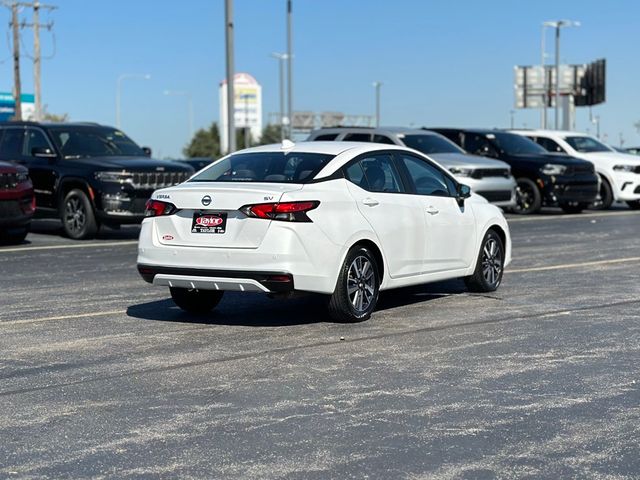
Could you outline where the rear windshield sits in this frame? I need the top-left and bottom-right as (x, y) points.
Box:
(400, 134), (463, 154)
(190, 152), (334, 183)
(564, 136), (612, 153)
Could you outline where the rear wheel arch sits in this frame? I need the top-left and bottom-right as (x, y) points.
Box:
(351, 239), (385, 285)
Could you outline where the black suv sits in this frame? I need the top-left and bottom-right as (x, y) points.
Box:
(0, 122), (194, 239)
(428, 128), (599, 214)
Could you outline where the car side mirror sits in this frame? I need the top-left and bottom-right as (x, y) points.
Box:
(457, 184), (471, 205)
(142, 146), (152, 157)
(32, 146), (57, 159)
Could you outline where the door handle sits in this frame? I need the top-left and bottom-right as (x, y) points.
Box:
(426, 206), (439, 215)
(362, 198), (379, 207)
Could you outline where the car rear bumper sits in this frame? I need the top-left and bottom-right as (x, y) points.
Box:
(136, 218), (342, 294)
(137, 265), (294, 293)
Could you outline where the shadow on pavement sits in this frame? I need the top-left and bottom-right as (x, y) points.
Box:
(126, 280), (465, 327)
(31, 219), (141, 240)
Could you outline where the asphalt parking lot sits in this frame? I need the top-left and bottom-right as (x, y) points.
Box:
(1, 208), (639, 479)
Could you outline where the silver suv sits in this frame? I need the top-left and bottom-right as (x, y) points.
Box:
(307, 127), (516, 207)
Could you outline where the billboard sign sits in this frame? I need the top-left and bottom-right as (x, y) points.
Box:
(220, 73), (263, 153)
(0, 92), (35, 121)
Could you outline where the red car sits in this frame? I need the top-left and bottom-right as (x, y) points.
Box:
(0, 161), (35, 244)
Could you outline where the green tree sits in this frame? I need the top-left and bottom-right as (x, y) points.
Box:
(183, 122), (221, 158)
(258, 124), (283, 145)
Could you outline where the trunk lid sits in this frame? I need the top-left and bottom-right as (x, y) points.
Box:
(152, 182), (303, 248)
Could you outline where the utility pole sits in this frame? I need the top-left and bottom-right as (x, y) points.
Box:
(5, 0), (57, 121)
(286, 0), (293, 139)
(554, 24), (560, 130)
(225, 0), (236, 153)
(10, 2), (21, 120)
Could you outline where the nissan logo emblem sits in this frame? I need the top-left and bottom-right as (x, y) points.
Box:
(201, 195), (212, 206)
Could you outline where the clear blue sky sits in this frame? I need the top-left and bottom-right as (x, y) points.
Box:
(1, 0), (639, 158)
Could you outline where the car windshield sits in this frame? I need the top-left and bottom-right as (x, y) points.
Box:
(49, 126), (146, 158)
(400, 134), (463, 154)
(488, 132), (548, 155)
(190, 152), (335, 183)
(564, 136), (612, 153)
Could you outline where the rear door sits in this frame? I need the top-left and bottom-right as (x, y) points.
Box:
(396, 152), (476, 273)
(343, 152), (427, 278)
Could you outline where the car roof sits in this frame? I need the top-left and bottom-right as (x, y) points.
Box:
(235, 141), (410, 156)
(310, 126), (440, 136)
(510, 129), (592, 138)
(0, 121), (108, 128)
(428, 127), (512, 135)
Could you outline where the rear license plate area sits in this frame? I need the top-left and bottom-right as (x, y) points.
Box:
(191, 212), (227, 234)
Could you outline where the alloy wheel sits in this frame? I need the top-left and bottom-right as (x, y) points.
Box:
(481, 237), (503, 287)
(347, 255), (376, 313)
(65, 195), (86, 235)
(515, 184), (534, 212)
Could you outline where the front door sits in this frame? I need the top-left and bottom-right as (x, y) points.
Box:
(397, 152), (477, 273)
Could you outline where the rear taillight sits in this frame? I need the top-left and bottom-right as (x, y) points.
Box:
(240, 201), (319, 222)
(145, 199), (178, 217)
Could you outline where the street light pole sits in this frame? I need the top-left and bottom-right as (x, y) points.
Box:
(163, 90), (193, 140)
(270, 53), (287, 141)
(116, 73), (150, 129)
(286, 0), (293, 139)
(225, 0), (236, 153)
(372, 81), (382, 127)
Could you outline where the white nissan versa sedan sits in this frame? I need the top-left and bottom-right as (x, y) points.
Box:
(137, 141), (511, 322)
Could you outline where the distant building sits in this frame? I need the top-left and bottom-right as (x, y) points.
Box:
(219, 73), (263, 154)
(0, 93), (35, 121)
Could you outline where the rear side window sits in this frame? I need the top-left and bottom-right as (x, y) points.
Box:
(344, 154), (404, 193)
(313, 133), (338, 141)
(0, 128), (25, 158)
(190, 152), (334, 183)
(343, 133), (372, 142)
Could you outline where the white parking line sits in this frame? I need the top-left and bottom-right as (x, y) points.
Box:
(0, 240), (138, 254)
(507, 256), (640, 273)
(0, 309), (127, 326)
(507, 210), (640, 222)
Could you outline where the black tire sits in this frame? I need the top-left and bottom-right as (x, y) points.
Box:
(0, 226), (29, 245)
(465, 230), (505, 293)
(590, 176), (614, 210)
(328, 246), (380, 322)
(626, 200), (640, 210)
(513, 177), (542, 215)
(560, 203), (587, 214)
(61, 188), (98, 240)
(170, 287), (224, 314)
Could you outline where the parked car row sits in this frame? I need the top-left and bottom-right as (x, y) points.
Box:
(0, 121), (194, 243)
(2, 120), (639, 245)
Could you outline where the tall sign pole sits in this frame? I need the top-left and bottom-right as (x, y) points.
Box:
(11, 3), (22, 120)
(225, 0), (236, 153)
(554, 23), (560, 130)
(286, 0), (293, 139)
